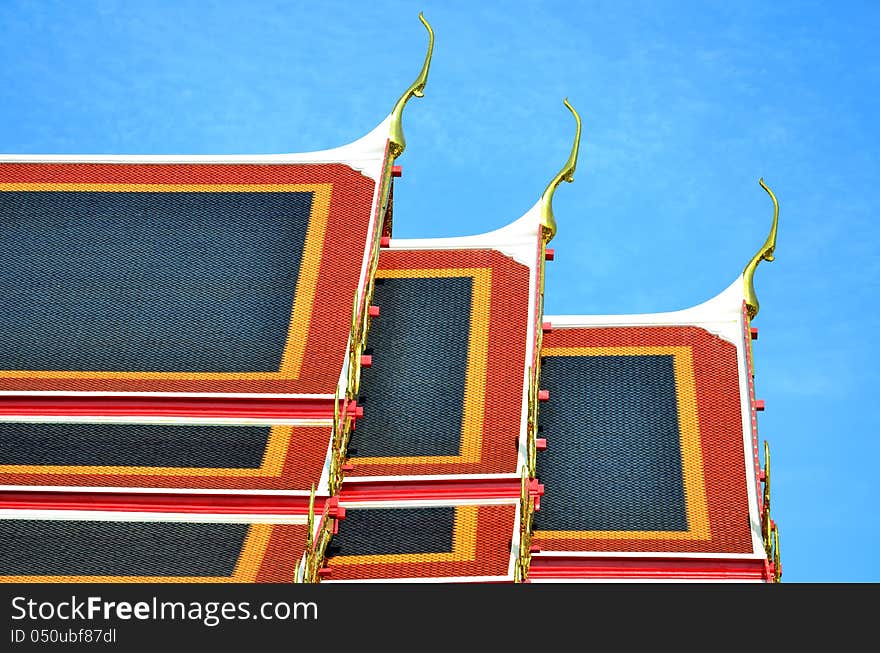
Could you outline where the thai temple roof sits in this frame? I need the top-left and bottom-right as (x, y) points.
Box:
(0, 13), (780, 584)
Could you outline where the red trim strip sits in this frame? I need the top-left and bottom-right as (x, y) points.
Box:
(340, 477), (522, 503)
(743, 301), (765, 511)
(0, 395), (356, 420)
(529, 555), (769, 581)
(0, 490), (313, 515)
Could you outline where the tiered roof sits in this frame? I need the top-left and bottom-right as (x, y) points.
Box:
(0, 13), (780, 583)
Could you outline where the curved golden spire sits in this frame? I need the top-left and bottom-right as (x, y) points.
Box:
(743, 178), (779, 319)
(388, 12), (434, 160)
(539, 98), (582, 242)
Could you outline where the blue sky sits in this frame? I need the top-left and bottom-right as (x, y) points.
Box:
(1, 0), (877, 581)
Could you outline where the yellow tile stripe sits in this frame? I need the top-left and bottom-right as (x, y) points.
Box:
(231, 523), (275, 582)
(538, 346), (711, 541)
(0, 183), (332, 380)
(0, 425), (293, 478)
(0, 523), (276, 583)
(331, 505), (479, 566)
(351, 268), (492, 467)
(279, 185), (331, 376)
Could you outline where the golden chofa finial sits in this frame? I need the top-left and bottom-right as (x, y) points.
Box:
(539, 98), (582, 242)
(743, 178), (779, 319)
(388, 12), (434, 160)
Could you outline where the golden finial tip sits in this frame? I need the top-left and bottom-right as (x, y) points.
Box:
(388, 13), (434, 159)
(538, 98), (582, 241)
(743, 178), (779, 319)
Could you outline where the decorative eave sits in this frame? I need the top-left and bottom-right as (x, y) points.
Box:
(0, 113), (392, 183)
(529, 180), (782, 581)
(548, 177), (780, 342)
(0, 12), (439, 182)
(387, 98), (582, 264)
(547, 275), (746, 344)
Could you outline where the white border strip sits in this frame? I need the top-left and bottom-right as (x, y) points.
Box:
(0, 114), (393, 183)
(388, 201), (542, 267)
(546, 275), (744, 345)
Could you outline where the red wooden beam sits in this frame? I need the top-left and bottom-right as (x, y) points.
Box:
(0, 490), (314, 515)
(529, 555), (768, 581)
(0, 394), (359, 420)
(339, 477), (522, 503)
